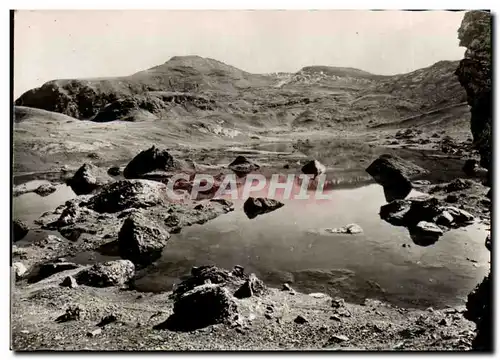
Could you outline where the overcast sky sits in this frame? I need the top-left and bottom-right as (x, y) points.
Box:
(14, 10), (466, 97)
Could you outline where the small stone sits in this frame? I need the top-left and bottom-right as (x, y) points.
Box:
(264, 313), (273, 320)
(60, 276), (78, 288)
(331, 298), (345, 309)
(86, 328), (102, 337)
(20, 330), (29, 334)
(97, 314), (117, 327)
(309, 292), (327, 298)
(439, 318), (449, 326)
(294, 315), (308, 324)
(282, 283), (293, 291)
(233, 265), (244, 277)
(330, 334), (349, 343)
(330, 315), (341, 322)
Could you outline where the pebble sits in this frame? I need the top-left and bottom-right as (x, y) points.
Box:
(294, 315), (308, 324)
(330, 334), (349, 343)
(86, 328), (102, 337)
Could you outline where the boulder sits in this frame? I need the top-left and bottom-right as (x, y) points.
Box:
(416, 221), (443, 236)
(34, 183), (57, 196)
(107, 166), (121, 176)
(118, 212), (171, 266)
(123, 146), (175, 179)
(405, 197), (442, 225)
(445, 206), (475, 225)
(326, 224), (363, 234)
(234, 273), (266, 299)
(76, 260), (135, 288)
(167, 284), (239, 330)
(436, 211), (454, 226)
(67, 163), (113, 195)
(366, 154), (428, 200)
(85, 180), (166, 213)
(243, 197), (284, 219)
(13, 262), (27, 279)
(228, 156), (260, 176)
(13, 219), (29, 242)
(379, 200), (411, 226)
(301, 160), (326, 179)
(172, 265), (235, 299)
(446, 178), (473, 193)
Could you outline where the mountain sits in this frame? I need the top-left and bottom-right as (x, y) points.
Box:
(14, 55), (466, 128)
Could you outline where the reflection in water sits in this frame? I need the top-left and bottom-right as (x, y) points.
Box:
(383, 184), (412, 202)
(409, 226), (441, 247)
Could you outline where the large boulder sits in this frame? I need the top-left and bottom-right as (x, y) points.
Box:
(67, 163), (113, 195)
(301, 160), (326, 179)
(167, 284), (239, 330)
(228, 156), (260, 176)
(118, 212), (171, 266)
(172, 265), (236, 299)
(123, 146), (175, 179)
(13, 219), (29, 242)
(76, 260), (135, 287)
(366, 154), (428, 201)
(84, 180), (166, 213)
(243, 197), (284, 219)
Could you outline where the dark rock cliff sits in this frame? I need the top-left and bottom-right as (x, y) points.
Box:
(455, 10), (492, 352)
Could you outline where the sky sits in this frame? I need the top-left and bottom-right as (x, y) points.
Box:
(13, 10), (467, 98)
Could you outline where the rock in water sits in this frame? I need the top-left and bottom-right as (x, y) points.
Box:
(379, 200), (411, 226)
(123, 146), (175, 179)
(168, 284), (239, 330)
(34, 183), (57, 197)
(326, 224), (363, 234)
(234, 273), (266, 298)
(301, 160), (326, 179)
(67, 163), (113, 195)
(366, 154), (428, 201)
(13, 219), (29, 242)
(118, 212), (171, 266)
(107, 166), (121, 176)
(228, 156), (260, 176)
(415, 221), (443, 236)
(85, 180), (166, 213)
(243, 197), (284, 219)
(76, 260), (135, 287)
(410, 221), (444, 246)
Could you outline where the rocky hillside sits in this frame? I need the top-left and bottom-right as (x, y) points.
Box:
(15, 55), (466, 129)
